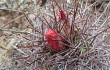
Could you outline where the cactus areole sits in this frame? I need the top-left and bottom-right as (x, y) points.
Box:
(46, 29), (63, 51)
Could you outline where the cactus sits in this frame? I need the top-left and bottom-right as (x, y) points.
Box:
(0, 0), (110, 70)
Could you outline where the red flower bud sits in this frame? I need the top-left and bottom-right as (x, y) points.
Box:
(59, 9), (66, 21)
(46, 29), (63, 51)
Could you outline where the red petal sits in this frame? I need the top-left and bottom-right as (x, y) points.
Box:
(46, 29), (63, 51)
